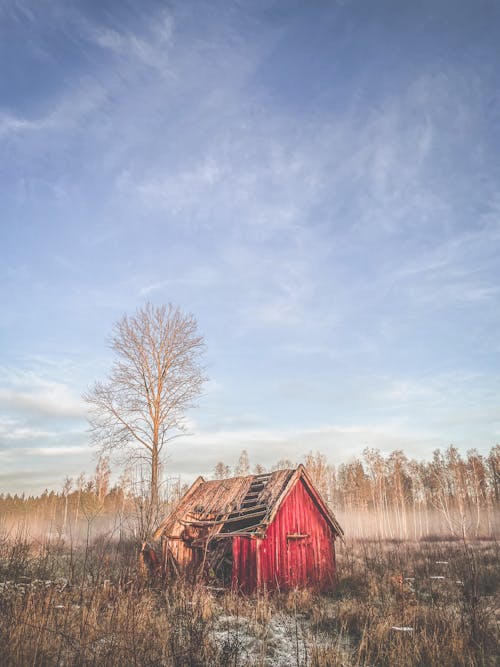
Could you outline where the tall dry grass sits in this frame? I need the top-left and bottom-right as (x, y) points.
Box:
(0, 526), (498, 666)
(0, 528), (223, 666)
(307, 539), (499, 666)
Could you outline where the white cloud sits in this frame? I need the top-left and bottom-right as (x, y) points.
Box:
(32, 445), (89, 457)
(166, 421), (445, 479)
(385, 225), (500, 309)
(0, 370), (85, 420)
(0, 423), (56, 441)
(1, 74), (111, 142)
(90, 11), (174, 74)
(139, 266), (219, 296)
(376, 379), (444, 404)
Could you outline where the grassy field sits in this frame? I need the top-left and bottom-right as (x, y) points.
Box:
(0, 528), (498, 666)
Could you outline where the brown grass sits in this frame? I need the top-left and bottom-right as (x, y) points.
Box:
(309, 539), (499, 667)
(0, 528), (498, 666)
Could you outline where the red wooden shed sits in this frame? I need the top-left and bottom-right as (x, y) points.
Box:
(153, 465), (343, 592)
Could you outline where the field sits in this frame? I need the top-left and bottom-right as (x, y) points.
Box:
(0, 529), (498, 666)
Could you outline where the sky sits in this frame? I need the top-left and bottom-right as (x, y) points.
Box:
(1, 0), (499, 494)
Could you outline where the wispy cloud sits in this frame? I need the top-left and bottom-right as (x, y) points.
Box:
(31, 445), (89, 457)
(88, 10), (174, 74)
(0, 78), (108, 140)
(139, 266), (219, 296)
(0, 369), (85, 420)
(167, 421), (444, 478)
(0, 421), (56, 442)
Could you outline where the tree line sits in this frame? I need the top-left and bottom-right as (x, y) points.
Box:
(0, 456), (184, 541)
(214, 445), (500, 539)
(2, 445), (497, 541)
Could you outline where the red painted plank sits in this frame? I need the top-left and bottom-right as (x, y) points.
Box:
(231, 478), (337, 593)
(232, 535), (257, 592)
(258, 478), (336, 592)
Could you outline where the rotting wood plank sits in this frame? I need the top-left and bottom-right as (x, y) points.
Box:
(186, 503), (269, 523)
(213, 528), (263, 538)
(156, 469), (294, 535)
(180, 508), (268, 528)
(221, 509), (267, 524)
(226, 503), (269, 515)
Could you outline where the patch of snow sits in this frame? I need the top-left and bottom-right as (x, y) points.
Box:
(213, 612), (309, 666)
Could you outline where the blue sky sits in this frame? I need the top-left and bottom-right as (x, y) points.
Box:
(1, 0), (499, 493)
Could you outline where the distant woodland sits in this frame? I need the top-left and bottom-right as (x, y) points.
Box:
(1, 445), (498, 540)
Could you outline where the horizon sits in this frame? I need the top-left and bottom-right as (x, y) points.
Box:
(1, 443), (498, 501)
(1, 0), (500, 495)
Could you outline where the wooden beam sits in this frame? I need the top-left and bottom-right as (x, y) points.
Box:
(153, 475), (206, 541)
(188, 503), (268, 522)
(212, 529), (262, 538)
(180, 507), (268, 527)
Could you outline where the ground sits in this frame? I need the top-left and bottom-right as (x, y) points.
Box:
(0, 532), (498, 666)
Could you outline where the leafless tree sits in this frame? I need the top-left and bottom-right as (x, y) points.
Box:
(213, 462), (231, 479)
(94, 456), (111, 504)
(235, 449), (250, 476)
(304, 451), (332, 501)
(84, 303), (206, 534)
(61, 477), (72, 536)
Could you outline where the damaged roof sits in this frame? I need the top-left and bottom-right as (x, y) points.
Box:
(154, 465), (343, 540)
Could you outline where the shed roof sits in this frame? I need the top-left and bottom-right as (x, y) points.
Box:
(154, 465), (343, 540)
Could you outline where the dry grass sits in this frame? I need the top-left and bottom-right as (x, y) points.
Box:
(308, 539), (500, 667)
(0, 528), (498, 666)
(0, 529), (221, 666)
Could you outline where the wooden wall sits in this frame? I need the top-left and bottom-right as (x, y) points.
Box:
(232, 478), (336, 592)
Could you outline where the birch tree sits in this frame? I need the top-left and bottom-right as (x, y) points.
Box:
(213, 462), (231, 479)
(235, 450), (250, 476)
(84, 303), (206, 533)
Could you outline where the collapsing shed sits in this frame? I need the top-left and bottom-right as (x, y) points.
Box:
(153, 465), (343, 592)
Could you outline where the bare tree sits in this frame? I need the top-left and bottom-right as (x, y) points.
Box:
(213, 462), (231, 479)
(235, 450), (250, 476)
(94, 456), (111, 504)
(61, 477), (72, 536)
(304, 451), (332, 501)
(84, 303), (206, 534)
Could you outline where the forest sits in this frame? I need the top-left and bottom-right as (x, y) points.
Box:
(1, 444), (498, 542)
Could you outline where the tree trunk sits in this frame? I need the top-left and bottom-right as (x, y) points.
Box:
(150, 444), (159, 531)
